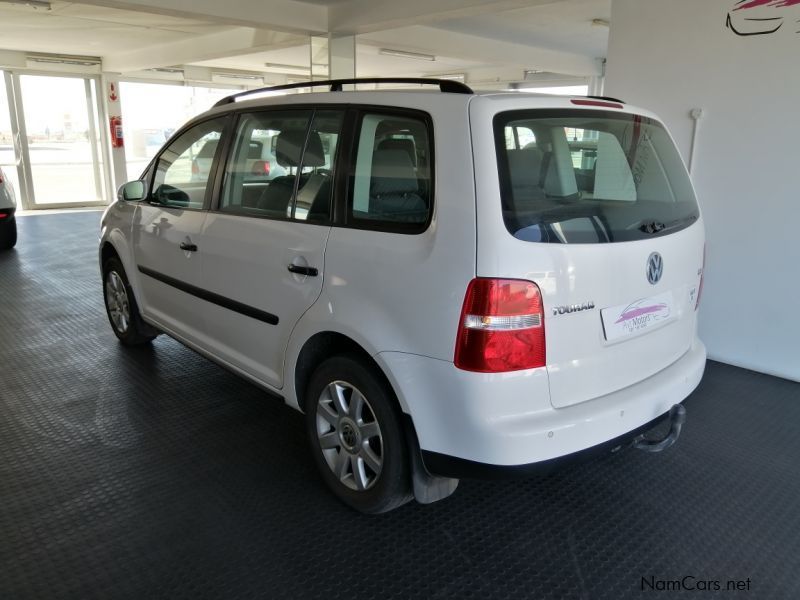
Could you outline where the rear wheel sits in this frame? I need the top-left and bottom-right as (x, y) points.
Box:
(305, 355), (411, 514)
(0, 216), (16, 250)
(102, 256), (158, 345)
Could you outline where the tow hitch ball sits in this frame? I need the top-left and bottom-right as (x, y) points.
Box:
(632, 404), (686, 453)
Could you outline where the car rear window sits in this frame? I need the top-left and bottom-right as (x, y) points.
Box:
(494, 109), (699, 243)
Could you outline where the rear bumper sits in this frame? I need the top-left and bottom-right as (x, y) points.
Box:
(378, 338), (706, 473)
(422, 403), (684, 479)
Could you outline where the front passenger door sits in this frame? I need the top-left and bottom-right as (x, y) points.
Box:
(132, 117), (228, 346)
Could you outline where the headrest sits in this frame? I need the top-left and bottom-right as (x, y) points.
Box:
(275, 130), (326, 168)
(303, 131), (326, 167)
(377, 138), (416, 166)
(370, 149), (419, 196)
(507, 148), (544, 187)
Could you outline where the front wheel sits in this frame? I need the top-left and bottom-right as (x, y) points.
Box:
(102, 256), (158, 345)
(305, 355), (412, 514)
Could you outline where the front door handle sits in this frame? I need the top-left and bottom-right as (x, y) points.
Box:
(287, 264), (318, 277)
(180, 242), (198, 252)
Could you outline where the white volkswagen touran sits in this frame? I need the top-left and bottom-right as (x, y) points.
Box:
(100, 79), (706, 513)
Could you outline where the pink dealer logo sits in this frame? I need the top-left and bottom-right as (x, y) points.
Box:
(727, 0), (800, 36)
(615, 300), (670, 326)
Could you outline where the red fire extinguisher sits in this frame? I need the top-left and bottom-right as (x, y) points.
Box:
(110, 116), (124, 148)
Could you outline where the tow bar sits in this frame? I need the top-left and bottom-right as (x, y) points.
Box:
(632, 404), (686, 453)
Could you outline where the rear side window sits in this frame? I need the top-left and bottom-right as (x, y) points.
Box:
(219, 110), (343, 223)
(151, 118), (227, 209)
(348, 112), (432, 233)
(494, 110), (699, 243)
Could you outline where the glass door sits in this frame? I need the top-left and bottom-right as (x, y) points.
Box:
(17, 74), (107, 207)
(0, 71), (23, 206)
(0, 71), (108, 209)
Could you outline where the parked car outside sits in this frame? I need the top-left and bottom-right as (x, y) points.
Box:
(99, 80), (706, 513)
(0, 166), (18, 250)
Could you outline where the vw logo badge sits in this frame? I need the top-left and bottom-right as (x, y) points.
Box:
(647, 252), (663, 285)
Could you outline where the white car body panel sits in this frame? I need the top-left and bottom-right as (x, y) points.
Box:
(380, 339), (705, 465)
(199, 213), (330, 388)
(99, 89), (706, 473)
(132, 204), (208, 346)
(469, 95), (705, 412)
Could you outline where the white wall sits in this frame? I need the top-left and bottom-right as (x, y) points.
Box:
(606, 0), (800, 382)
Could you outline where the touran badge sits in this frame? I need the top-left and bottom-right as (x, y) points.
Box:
(647, 253), (664, 285)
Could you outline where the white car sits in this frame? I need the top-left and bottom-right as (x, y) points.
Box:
(0, 166), (18, 250)
(99, 79), (706, 513)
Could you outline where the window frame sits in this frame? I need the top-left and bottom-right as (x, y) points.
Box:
(209, 106), (347, 226)
(144, 114), (232, 212)
(341, 106), (435, 235)
(492, 108), (700, 243)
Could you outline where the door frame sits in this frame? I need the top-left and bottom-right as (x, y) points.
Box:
(2, 69), (112, 210)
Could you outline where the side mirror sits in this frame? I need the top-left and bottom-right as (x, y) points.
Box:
(117, 180), (146, 202)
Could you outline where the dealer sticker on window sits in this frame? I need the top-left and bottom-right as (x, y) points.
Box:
(601, 291), (675, 341)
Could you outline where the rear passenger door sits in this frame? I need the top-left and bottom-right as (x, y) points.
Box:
(199, 109), (344, 388)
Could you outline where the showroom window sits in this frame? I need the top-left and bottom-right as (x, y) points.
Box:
(120, 82), (239, 181)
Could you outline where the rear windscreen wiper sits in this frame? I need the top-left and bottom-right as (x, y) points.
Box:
(638, 215), (697, 235)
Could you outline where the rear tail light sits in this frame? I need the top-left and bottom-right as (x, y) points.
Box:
(0, 212), (7, 220)
(251, 160), (270, 176)
(191, 159), (199, 176)
(695, 244), (706, 311)
(454, 278), (546, 373)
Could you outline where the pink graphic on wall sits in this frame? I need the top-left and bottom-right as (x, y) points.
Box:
(727, 0), (800, 36)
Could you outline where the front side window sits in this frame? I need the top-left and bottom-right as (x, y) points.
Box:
(219, 110), (343, 223)
(348, 112), (432, 232)
(494, 110), (699, 243)
(151, 118), (227, 209)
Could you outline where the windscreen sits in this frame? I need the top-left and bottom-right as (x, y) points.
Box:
(494, 110), (699, 243)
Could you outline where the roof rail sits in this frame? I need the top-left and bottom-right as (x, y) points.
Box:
(586, 95), (625, 104)
(213, 77), (474, 107)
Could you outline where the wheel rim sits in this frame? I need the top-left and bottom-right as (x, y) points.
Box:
(315, 381), (383, 491)
(105, 271), (131, 334)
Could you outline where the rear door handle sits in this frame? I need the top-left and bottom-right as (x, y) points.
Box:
(180, 242), (198, 252)
(287, 264), (318, 277)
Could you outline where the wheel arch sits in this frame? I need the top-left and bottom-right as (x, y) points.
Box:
(293, 331), (404, 415)
(101, 233), (149, 317)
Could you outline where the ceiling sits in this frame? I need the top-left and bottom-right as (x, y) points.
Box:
(0, 0), (610, 86)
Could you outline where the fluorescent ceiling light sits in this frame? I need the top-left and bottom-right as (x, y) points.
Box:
(432, 73), (466, 82)
(0, 0), (51, 8)
(28, 52), (100, 66)
(265, 62), (311, 73)
(379, 48), (435, 62)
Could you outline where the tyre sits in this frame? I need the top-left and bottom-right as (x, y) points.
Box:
(102, 256), (158, 345)
(0, 216), (16, 250)
(305, 354), (412, 514)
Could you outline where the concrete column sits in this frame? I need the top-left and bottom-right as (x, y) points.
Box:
(100, 73), (129, 194)
(329, 34), (356, 80)
(588, 59), (606, 96)
(310, 36), (329, 82)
